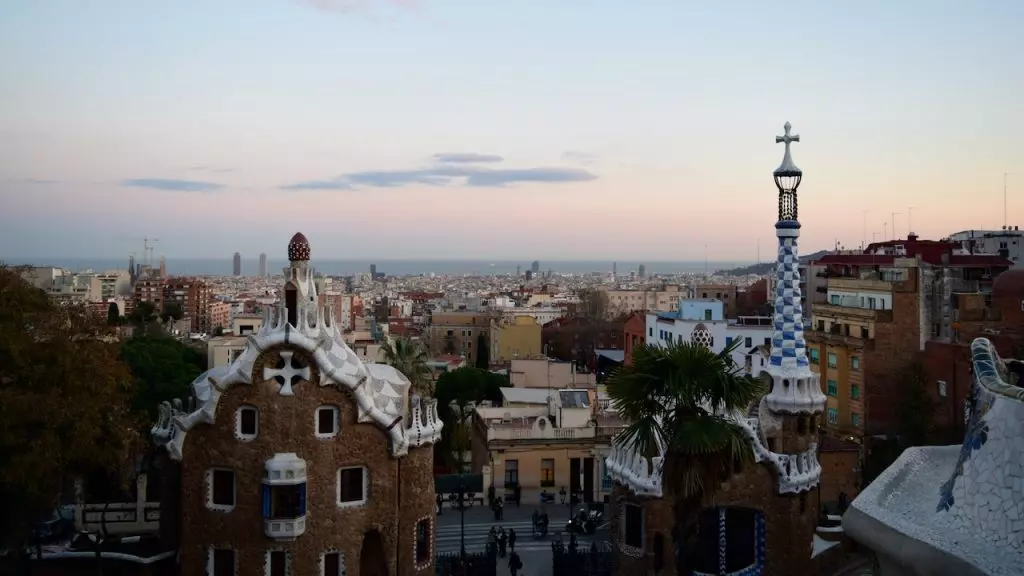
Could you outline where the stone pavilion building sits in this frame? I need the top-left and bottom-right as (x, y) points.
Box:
(151, 233), (444, 576)
(605, 123), (827, 575)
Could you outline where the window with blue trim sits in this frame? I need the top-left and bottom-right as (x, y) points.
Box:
(725, 337), (733, 346)
(263, 483), (307, 520)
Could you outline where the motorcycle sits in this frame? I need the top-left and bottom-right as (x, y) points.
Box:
(565, 508), (603, 536)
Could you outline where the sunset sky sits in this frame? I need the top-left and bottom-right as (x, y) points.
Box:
(1, 0), (1021, 261)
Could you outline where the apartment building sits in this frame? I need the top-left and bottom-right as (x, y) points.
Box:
(645, 300), (773, 377)
(488, 315), (542, 364)
(133, 278), (167, 311)
(164, 277), (212, 333)
(508, 357), (596, 389)
(806, 235), (1012, 440)
(604, 285), (686, 316)
(694, 283), (739, 318)
(470, 388), (623, 504)
(427, 310), (494, 364)
(542, 316), (624, 370)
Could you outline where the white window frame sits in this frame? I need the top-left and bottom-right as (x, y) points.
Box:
(337, 466), (368, 509)
(413, 516), (433, 570)
(319, 551), (346, 576)
(315, 406), (340, 439)
(206, 468), (236, 512)
(265, 549), (291, 576)
(938, 380), (948, 398)
(236, 405), (259, 441)
(207, 547), (237, 576)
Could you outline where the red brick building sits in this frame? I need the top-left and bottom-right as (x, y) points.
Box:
(542, 316), (624, 371)
(622, 311), (646, 366)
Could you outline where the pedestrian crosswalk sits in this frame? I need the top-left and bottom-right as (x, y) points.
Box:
(435, 520), (604, 554)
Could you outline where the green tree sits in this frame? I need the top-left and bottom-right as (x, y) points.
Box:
(381, 337), (432, 395)
(0, 265), (139, 551)
(162, 300), (184, 323)
(120, 335), (205, 421)
(475, 332), (490, 369)
(434, 367), (510, 472)
(607, 339), (763, 575)
(106, 301), (121, 326)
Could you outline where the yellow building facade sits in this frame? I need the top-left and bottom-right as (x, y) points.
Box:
(489, 316), (542, 364)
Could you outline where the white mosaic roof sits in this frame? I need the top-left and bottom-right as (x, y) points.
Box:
(151, 235), (442, 459)
(843, 338), (1024, 575)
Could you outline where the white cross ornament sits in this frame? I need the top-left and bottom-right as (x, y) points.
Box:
(263, 350), (311, 396)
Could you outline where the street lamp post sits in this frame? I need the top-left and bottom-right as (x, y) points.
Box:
(456, 480), (467, 558)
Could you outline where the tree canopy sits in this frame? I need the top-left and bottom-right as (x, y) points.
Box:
(120, 334), (206, 421)
(0, 265), (140, 549)
(606, 339), (763, 574)
(381, 337), (432, 395)
(433, 367), (510, 472)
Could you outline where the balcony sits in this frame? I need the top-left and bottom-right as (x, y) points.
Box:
(827, 277), (892, 293)
(264, 516), (306, 540)
(814, 303), (893, 322)
(486, 425), (597, 442)
(807, 330), (871, 349)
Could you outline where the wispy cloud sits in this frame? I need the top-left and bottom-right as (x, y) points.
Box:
(24, 179), (59, 184)
(432, 153), (504, 164)
(120, 178), (224, 192)
(188, 165), (234, 173)
(562, 150), (598, 166)
(282, 154), (597, 190)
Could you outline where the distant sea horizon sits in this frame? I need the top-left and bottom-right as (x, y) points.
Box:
(0, 257), (755, 277)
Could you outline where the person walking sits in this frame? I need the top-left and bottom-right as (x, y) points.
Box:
(498, 527), (508, 558)
(496, 497), (504, 521)
(508, 528), (517, 553)
(508, 550), (523, 576)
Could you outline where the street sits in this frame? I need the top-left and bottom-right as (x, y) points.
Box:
(436, 503), (610, 576)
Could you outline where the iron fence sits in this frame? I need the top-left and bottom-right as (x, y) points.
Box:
(435, 548), (497, 576)
(551, 539), (617, 576)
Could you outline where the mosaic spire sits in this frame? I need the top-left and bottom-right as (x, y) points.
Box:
(764, 122), (825, 414)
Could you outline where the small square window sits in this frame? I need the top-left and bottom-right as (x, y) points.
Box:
(338, 467), (367, 508)
(938, 380), (948, 397)
(809, 349), (820, 364)
(316, 406), (340, 438)
(827, 408), (838, 425)
(851, 356), (860, 370)
(208, 469), (236, 510)
(827, 380), (838, 396)
(267, 550), (289, 576)
(263, 483), (306, 519)
(851, 413), (862, 428)
(237, 406), (258, 440)
(209, 548), (235, 576)
(827, 353), (837, 368)
(321, 552), (345, 576)
(851, 384), (860, 399)
(744, 337), (752, 348)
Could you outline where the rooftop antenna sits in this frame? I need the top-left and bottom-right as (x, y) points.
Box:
(890, 212), (901, 240)
(862, 210), (869, 249)
(908, 206), (914, 235)
(1005, 173), (1010, 229)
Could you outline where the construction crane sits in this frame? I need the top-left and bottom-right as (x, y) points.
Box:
(143, 237), (160, 267)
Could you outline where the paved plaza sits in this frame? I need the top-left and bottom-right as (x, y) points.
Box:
(435, 503), (610, 576)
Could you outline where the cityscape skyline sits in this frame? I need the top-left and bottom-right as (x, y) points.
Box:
(1, 0), (1021, 260)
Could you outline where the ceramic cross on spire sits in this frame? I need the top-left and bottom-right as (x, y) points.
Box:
(774, 121), (801, 175)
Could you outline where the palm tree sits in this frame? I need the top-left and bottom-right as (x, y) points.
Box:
(381, 337), (432, 395)
(606, 339), (764, 575)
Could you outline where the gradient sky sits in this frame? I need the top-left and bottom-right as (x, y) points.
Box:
(1, 0), (1021, 261)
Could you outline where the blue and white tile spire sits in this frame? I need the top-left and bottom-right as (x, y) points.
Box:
(763, 122), (826, 415)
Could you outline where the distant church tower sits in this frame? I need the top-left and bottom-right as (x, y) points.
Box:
(761, 122), (827, 452)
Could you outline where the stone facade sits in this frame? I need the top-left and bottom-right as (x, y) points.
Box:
(604, 124), (825, 576)
(153, 233), (443, 576)
(177, 365), (436, 575)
